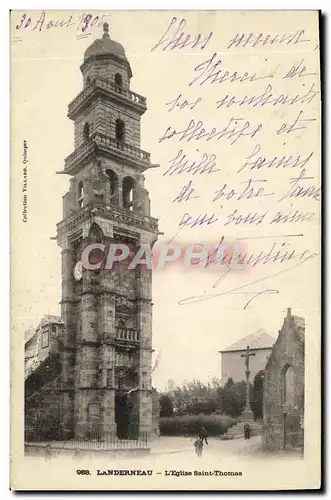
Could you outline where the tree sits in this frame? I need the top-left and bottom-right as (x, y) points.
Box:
(251, 370), (264, 420)
(225, 377), (234, 388)
(164, 378), (222, 416)
(159, 394), (174, 417)
(217, 380), (253, 418)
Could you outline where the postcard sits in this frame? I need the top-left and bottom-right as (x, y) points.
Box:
(10, 10), (321, 490)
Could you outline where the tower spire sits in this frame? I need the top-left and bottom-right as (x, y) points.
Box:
(103, 22), (110, 39)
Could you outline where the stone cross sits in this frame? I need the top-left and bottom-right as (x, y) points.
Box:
(241, 345), (256, 413)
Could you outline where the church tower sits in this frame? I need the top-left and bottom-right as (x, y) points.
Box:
(56, 23), (158, 442)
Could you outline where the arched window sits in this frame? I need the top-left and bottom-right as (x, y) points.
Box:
(88, 222), (104, 242)
(115, 119), (125, 143)
(115, 73), (123, 87)
(86, 76), (91, 87)
(83, 122), (90, 141)
(105, 169), (119, 204)
(283, 365), (295, 407)
(123, 176), (134, 211)
(78, 181), (84, 209)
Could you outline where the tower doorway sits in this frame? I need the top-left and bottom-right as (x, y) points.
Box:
(115, 392), (130, 439)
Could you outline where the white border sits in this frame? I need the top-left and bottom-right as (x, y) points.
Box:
(3, 2), (328, 498)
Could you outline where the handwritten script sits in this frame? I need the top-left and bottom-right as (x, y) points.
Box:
(151, 15), (320, 310)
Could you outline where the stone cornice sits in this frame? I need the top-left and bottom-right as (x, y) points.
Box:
(64, 132), (151, 174)
(57, 201), (159, 236)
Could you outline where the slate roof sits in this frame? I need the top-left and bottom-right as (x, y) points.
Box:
(24, 315), (63, 345)
(220, 328), (276, 353)
(40, 315), (63, 326)
(24, 328), (36, 343)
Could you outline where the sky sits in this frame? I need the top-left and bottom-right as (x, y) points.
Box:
(11, 10), (320, 390)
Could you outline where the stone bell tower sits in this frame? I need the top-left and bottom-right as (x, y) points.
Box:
(56, 23), (158, 442)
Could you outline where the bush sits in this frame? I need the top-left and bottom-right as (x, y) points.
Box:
(217, 380), (253, 418)
(170, 379), (222, 415)
(251, 370), (264, 420)
(159, 413), (235, 437)
(159, 394), (174, 417)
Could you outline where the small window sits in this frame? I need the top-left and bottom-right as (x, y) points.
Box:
(115, 119), (125, 142)
(51, 326), (56, 333)
(105, 169), (118, 203)
(123, 176), (134, 210)
(78, 182), (84, 209)
(41, 330), (49, 349)
(115, 73), (123, 87)
(86, 76), (91, 86)
(83, 122), (90, 141)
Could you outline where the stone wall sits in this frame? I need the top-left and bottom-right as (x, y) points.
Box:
(262, 310), (304, 451)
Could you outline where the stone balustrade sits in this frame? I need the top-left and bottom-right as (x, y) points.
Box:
(116, 327), (140, 342)
(57, 200), (158, 233)
(64, 132), (151, 171)
(68, 77), (146, 116)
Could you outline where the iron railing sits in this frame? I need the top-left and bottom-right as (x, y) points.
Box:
(25, 423), (149, 449)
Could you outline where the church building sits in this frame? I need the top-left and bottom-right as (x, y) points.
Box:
(262, 308), (305, 452)
(25, 23), (159, 445)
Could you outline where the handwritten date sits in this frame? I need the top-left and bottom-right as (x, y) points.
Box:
(15, 11), (105, 33)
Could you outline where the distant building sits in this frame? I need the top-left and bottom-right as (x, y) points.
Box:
(219, 329), (275, 385)
(24, 315), (64, 379)
(24, 315), (64, 441)
(262, 308), (304, 452)
(24, 328), (38, 376)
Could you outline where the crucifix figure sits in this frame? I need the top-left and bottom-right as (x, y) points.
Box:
(241, 345), (256, 414)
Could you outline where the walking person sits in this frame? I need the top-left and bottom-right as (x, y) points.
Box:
(199, 425), (208, 445)
(244, 423), (251, 440)
(194, 437), (204, 457)
(44, 444), (52, 461)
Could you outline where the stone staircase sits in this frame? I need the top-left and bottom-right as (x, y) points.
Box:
(222, 420), (262, 440)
